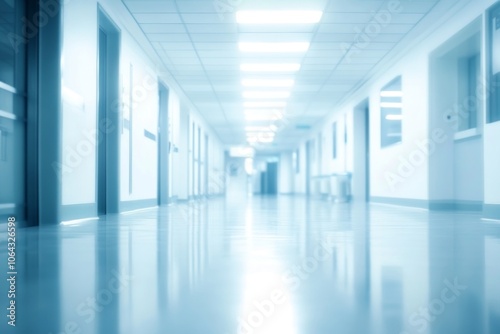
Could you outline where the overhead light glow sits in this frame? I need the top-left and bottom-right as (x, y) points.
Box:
(381, 91), (403, 97)
(245, 126), (273, 132)
(385, 114), (403, 121)
(239, 42), (310, 53)
(236, 10), (323, 25)
(243, 91), (291, 99)
(244, 101), (287, 108)
(245, 110), (284, 121)
(240, 63), (301, 72)
(242, 79), (295, 87)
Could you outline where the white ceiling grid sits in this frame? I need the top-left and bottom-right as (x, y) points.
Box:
(122, 0), (450, 150)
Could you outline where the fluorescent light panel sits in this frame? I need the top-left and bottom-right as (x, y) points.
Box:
(240, 63), (301, 72)
(243, 91), (290, 99)
(381, 91), (403, 97)
(244, 101), (287, 108)
(236, 10), (323, 24)
(245, 126), (273, 132)
(385, 114), (403, 121)
(380, 102), (403, 108)
(242, 79), (294, 87)
(245, 110), (284, 121)
(239, 42), (309, 53)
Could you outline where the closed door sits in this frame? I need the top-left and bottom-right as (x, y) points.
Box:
(0, 0), (26, 219)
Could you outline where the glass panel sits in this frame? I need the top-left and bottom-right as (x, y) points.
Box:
(380, 76), (403, 148)
(489, 4), (500, 123)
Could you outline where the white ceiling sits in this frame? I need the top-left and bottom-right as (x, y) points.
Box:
(121, 0), (455, 152)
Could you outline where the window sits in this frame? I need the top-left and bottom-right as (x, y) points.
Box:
(332, 122), (337, 159)
(380, 76), (403, 148)
(488, 3), (500, 123)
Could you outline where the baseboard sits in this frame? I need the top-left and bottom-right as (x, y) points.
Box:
(61, 203), (96, 221)
(429, 200), (482, 211)
(120, 199), (158, 212)
(370, 197), (429, 209)
(483, 204), (500, 220)
(371, 197), (483, 212)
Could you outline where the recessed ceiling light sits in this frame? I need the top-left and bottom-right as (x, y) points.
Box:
(385, 114), (403, 121)
(236, 10), (323, 25)
(240, 64), (301, 72)
(380, 91), (403, 97)
(242, 79), (295, 87)
(380, 102), (403, 108)
(245, 126), (273, 132)
(245, 110), (284, 121)
(243, 91), (291, 99)
(239, 42), (309, 53)
(244, 101), (287, 108)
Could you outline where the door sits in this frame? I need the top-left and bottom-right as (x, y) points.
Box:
(97, 28), (108, 215)
(353, 99), (370, 202)
(97, 9), (120, 215)
(0, 0), (26, 220)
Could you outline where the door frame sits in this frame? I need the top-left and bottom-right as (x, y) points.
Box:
(97, 7), (120, 214)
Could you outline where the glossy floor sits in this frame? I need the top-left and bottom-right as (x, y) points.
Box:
(1, 196), (500, 334)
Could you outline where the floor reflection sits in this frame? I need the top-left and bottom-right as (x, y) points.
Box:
(0, 197), (499, 333)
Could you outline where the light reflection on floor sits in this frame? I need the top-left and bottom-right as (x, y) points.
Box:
(0, 196), (499, 334)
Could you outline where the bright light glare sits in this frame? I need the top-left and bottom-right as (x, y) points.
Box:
(380, 91), (403, 97)
(243, 91), (291, 99)
(236, 10), (323, 24)
(240, 64), (301, 72)
(242, 79), (295, 87)
(245, 126), (272, 132)
(239, 42), (310, 53)
(244, 158), (254, 175)
(244, 101), (287, 108)
(245, 110), (284, 121)
(380, 102), (403, 108)
(385, 114), (403, 121)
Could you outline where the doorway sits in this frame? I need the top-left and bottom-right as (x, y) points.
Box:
(97, 9), (120, 215)
(353, 99), (371, 202)
(0, 0), (26, 221)
(260, 161), (278, 195)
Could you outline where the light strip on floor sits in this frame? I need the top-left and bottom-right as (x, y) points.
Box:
(61, 217), (99, 226)
(236, 10), (323, 24)
(239, 42), (310, 53)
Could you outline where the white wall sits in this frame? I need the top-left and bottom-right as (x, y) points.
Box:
(59, 0), (226, 219)
(60, 0), (98, 206)
(292, 0), (499, 211)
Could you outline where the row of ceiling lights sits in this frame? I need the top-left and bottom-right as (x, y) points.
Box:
(234, 10), (324, 145)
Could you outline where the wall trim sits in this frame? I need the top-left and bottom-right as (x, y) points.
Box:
(370, 197), (430, 209)
(120, 199), (158, 212)
(371, 197), (483, 211)
(429, 200), (483, 211)
(61, 203), (97, 222)
(484, 204), (500, 220)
